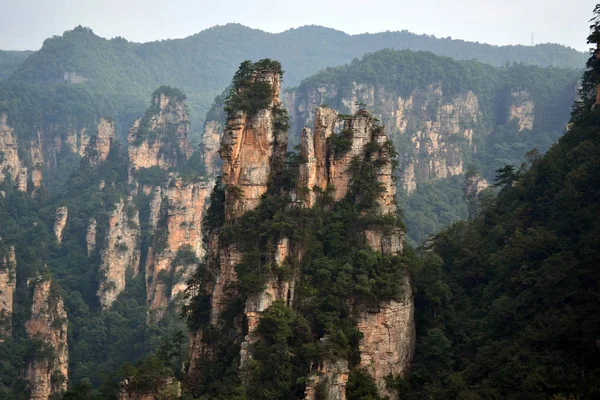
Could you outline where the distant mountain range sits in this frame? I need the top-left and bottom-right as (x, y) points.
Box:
(1, 24), (586, 135)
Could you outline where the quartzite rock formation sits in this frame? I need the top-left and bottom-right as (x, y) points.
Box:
(146, 178), (210, 322)
(24, 279), (69, 400)
(53, 206), (68, 244)
(0, 243), (16, 339)
(189, 62), (414, 399)
(97, 198), (141, 309)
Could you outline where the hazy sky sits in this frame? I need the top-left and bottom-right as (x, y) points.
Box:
(0, 0), (596, 51)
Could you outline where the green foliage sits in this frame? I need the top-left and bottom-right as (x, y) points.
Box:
(224, 60), (281, 117)
(402, 17), (600, 397)
(186, 139), (410, 397)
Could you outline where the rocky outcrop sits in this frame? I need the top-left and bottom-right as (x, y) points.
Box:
(53, 206), (68, 244)
(304, 359), (349, 400)
(118, 376), (180, 400)
(509, 90), (535, 131)
(97, 198), (141, 309)
(356, 293), (414, 399)
(202, 119), (224, 177)
(24, 279), (68, 400)
(86, 218), (97, 257)
(87, 118), (114, 166)
(465, 171), (489, 219)
(0, 244), (16, 339)
(284, 83), (480, 193)
(0, 113), (28, 192)
(220, 67), (285, 218)
(146, 179), (210, 321)
(190, 64), (414, 399)
(128, 89), (192, 174)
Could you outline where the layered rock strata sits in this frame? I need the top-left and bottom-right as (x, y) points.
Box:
(24, 279), (68, 400)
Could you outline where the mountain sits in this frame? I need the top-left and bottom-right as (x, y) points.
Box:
(7, 24), (585, 138)
(400, 9), (600, 398)
(0, 50), (32, 79)
(201, 49), (578, 243)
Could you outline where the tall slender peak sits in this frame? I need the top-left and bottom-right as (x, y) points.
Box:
(53, 206), (68, 244)
(328, 108), (376, 201)
(0, 113), (28, 192)
(25, 279), (68, 400)
(220, 59), (287, 219)
(97, 198), (141, 310)
(297, 127), (317, 207)
(128, 86), (192, 174)
(86, 218), (97, 257)
(86, 117), (115, 166)
(314, 106), (338, 192)
(0, 243), (16, 339)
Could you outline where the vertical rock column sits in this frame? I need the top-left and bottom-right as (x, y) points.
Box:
(357, 123), (414, 400)
(25, 280), (69, 400)
(53, 206), (68, 244)
(87, 117), (114, 166)
(97, 198), (141, 309)
(0, 245), (16, 339)
(328, 109), (374, 201)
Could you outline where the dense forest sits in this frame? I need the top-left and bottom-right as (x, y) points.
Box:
(0, 50), (32, 80)
(400, 8), (600, 398)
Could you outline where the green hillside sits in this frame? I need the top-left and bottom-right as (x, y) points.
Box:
(8, 24), (585, 137)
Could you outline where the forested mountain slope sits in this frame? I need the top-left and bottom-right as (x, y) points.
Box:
(401, 8), (600, 398)
(0, 50), (32, 79)
(8, 24), (585, 137)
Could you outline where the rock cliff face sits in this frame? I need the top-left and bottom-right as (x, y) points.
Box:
(24, 279), (68, 400)
(509, 90), (535, 131)
(304, 359), (349, 400)
(0, 113), (29, 192)
(465, 171), (489, 219)
(189, 63), (288, 370)
(53, 206), (68, 244)
(220, 68), (285, 217)
(97, 198), (141, 309)
(146, 178), (210, 321)
(285, 83), (480, 195)
(189, 62), (413, 399)
(87, 118), (114, 166)
(0, 244), (16, 339)
(86, 218), (97, 257)
(202, 120), (224, 177)
(128, 89), (192, 174)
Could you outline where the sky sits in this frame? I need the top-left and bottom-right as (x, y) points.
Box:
(0, 0), (596, 52)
